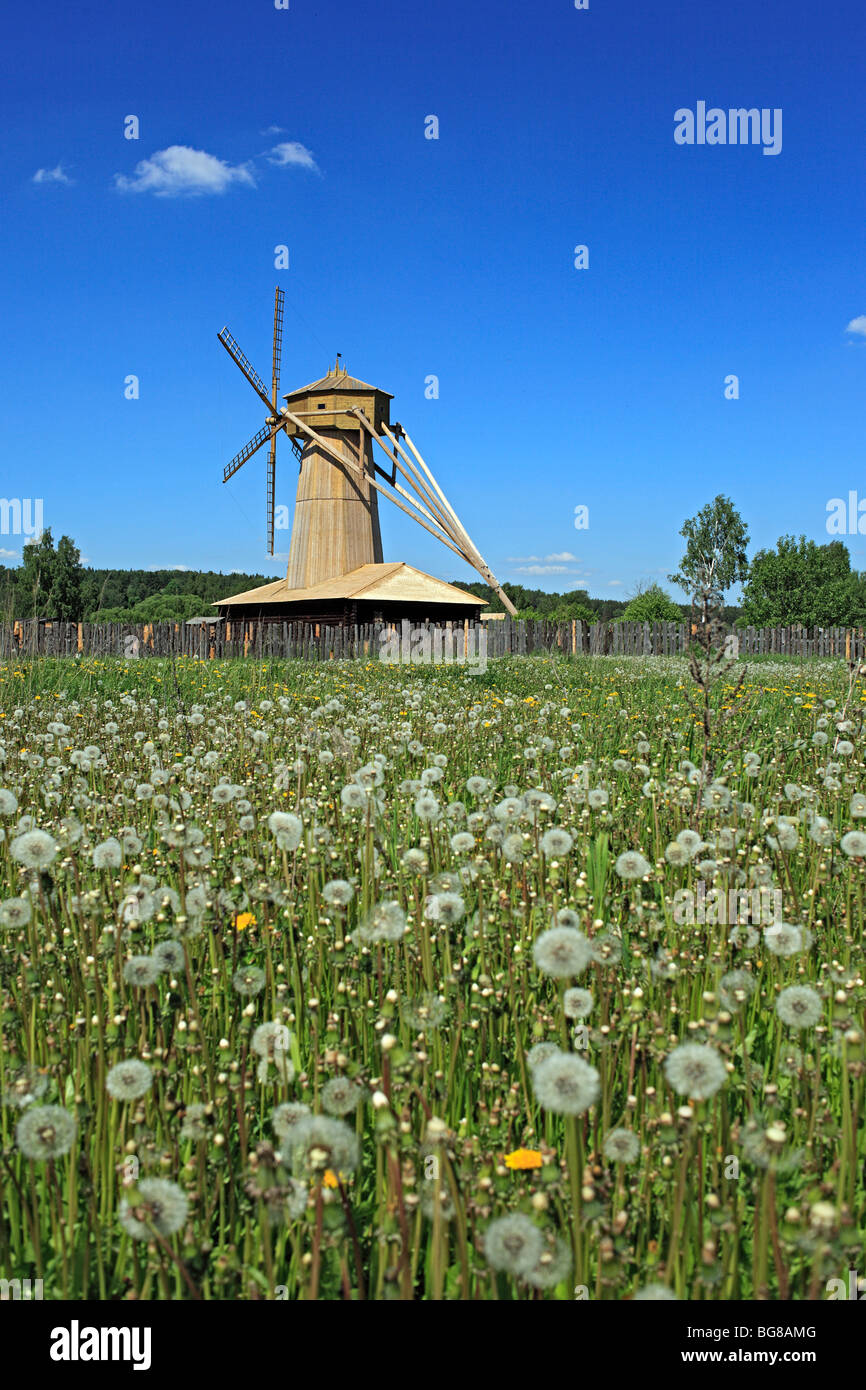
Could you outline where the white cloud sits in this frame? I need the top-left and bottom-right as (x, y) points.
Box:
(509, 551), (580, 565)
(0, 547), (19, 559)
(607, 579), (624, 587)
(513, 564), (580, 576)
(262, 125), (285, 135)
(33, 164), (72, 185)
(846, 316), (866, 338)
(115, 146), (256, 197)
(266, 141), (319, 172)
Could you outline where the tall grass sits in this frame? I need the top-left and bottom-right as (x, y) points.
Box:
(0, 653), (862, 1299)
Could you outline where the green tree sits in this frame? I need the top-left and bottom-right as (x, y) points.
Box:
(669, 495), (750, 619)
(739, 536), (866, 627)
(617, 582), (683, 623)
(94, 592), (207, 623)
(50, 535), (84, 620)
(549, 589), (596, 623)
(16, 528), (55, 618)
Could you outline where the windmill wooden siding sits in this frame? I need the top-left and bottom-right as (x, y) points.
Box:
(3, 620), (865, 662)
(286, 430), (383, 589)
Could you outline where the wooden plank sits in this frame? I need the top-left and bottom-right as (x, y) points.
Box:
(395, 425), (518, 617)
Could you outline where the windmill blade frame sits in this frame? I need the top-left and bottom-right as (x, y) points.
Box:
(266, 288), (285, 555)
(223, 425), (274, 483)
(266, 434), (277, 555)
(217, 327), (274, 414)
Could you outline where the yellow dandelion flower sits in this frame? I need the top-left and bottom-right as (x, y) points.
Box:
(503, 1147), (543, 1170)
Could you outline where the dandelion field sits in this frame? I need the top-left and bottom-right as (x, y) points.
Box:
(1, 654), (864, 1302)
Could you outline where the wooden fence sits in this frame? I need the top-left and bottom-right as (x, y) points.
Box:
(1, 618), (864, 662)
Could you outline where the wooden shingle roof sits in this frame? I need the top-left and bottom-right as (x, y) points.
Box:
(283, 361), (393, 401)
(215, 562), (486, 608)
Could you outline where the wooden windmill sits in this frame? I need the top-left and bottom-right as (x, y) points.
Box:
(218, 287), (517, 616)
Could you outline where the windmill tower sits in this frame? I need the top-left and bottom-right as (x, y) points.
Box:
(218, 287), (517, 615)
(280, 358), (386, 589)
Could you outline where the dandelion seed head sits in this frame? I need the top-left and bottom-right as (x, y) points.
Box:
(719, 969), (756, 1012)
(93, 837), (123, 870)
(664, 841), (690, 867)
(614, 850), (651, 881)
(776, 985), (822, 1029)
(525, 1237), (573, 1289)
(119, 1178), (188, 1240)
(424, 891), (465, 925)
(272, 1102), (311, 1142)
(152, 940), (184, 973)
(106, 1059), (153, 1101)
(122, 956), (162, 988)
(603, 1128), (640, 1163)
(16, 1104), (77, 1159)
(322, 879), (354, 907)
(664, 1043), (726, 1100)
(841, 829), (866, 858)
(232, 964), (266, 997)
(180, 1103), (211, 1141)
(11, 828), (58, 869)
(763, 922), (805, 958)
(0, 896), (32, 929)
(533, 926), (592, 979)
(483, 1213), (544, 1276)
(283, 1115), (360, 1175)
(563, 987), (593, 1019)
(3, 1064), (49, 1108)
(400, 847), (428, 874)
(541, 827), (573, 857)
(532, 1052), (600, 1115)
(321, 1076), (363, 1116)
(360, 899), (407, 943)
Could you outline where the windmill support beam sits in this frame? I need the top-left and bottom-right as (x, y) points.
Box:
(382, 422), (481, 560)
(351, 410), (458, 540)
(396, 425), (517, 617)
(277, 408), (474, 567)
(393, 425), (482, 560)
(351, 409), (458, 543)
(378, 419), (514, 617)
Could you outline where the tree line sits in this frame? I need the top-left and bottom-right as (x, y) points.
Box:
(0, 532), (271, 623)
(3, 499), (866, 629)
(464, 495), (866, 629)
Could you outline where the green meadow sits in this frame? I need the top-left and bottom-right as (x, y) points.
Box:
(0, 654), (863, 1300)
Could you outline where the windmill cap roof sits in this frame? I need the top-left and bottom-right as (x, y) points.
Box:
(283, 361), (393, 399)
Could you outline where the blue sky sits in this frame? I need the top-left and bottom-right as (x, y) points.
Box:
(2, 0), (865, 602)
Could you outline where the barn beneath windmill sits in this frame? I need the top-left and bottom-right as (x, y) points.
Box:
(215, 560), (486, 629)
(214, 291), (514, 633)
